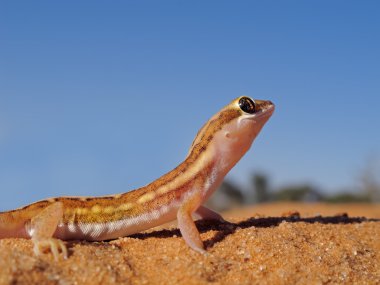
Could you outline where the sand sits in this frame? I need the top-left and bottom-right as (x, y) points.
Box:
(0, 203), (379, 285)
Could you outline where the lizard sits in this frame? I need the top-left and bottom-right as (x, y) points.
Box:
(0, 96), (274, 260)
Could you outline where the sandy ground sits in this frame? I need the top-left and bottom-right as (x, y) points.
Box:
(0, 203), (379, 285)
(226, 202), (380, 219)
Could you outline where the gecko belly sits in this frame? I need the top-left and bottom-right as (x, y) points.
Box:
(53, 203), (179, 241)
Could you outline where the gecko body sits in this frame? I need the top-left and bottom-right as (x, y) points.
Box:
(0, 96), (274, 259)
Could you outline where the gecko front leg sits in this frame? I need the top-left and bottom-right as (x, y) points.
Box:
(177, 191), (207, 254)
(29, 202), (67, 260)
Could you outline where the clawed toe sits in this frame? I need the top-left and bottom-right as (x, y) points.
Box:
(33, 238), (68, 260)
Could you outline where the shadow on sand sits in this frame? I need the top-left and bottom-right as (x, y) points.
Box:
(129, 214), (379, 250)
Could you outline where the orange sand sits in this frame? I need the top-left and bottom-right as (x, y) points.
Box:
(0, 203), (379, 285)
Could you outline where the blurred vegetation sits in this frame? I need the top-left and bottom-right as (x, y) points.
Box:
(207, 159), (380, 211)
(324, 193), (371, 203)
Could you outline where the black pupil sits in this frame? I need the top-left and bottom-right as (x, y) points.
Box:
(239, 97), (256, 114)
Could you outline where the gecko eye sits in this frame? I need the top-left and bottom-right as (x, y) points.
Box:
(239, 97), (256, 114)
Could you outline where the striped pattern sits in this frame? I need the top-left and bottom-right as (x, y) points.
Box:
(0, 96), (273, 229)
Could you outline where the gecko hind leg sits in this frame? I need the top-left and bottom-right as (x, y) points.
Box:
(30, 202), (67, 260)
(195, 206), (226, 222)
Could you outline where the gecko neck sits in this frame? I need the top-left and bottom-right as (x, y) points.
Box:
(184, 141), (239, 201)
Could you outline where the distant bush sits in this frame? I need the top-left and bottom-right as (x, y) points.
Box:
(206, 180), (244, 211)
(324, 193), (371, 203)
(272, 185), (323, 202)
(208, 170), (378, 212)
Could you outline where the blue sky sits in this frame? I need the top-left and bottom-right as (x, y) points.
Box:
(1, 1), (379, 210)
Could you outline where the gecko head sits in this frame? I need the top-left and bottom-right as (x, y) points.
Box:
(217, 96), (274, 157)
(188, 96), (274, 169)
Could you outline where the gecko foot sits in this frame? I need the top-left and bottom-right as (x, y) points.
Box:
(33, 238), (68, 261)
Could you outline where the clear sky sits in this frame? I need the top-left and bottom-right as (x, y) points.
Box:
(1, 1), (379, 210)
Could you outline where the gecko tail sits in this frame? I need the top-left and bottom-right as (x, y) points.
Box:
(0, 211), (29, 239)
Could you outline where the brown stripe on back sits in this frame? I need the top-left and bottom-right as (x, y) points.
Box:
(135, 159), (216, 215)
(60, 152), (218, 223)
(188, 108), (241, 158)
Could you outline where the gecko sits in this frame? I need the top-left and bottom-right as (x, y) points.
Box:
(0, 96), (274, 260)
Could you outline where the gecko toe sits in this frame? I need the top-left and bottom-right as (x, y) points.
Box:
(32, 238), (68, 260)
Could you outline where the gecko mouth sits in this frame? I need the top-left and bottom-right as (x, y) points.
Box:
(259, 104), (275, 117)
(249, 103), (275, 119)
(238, 104), (274, 128)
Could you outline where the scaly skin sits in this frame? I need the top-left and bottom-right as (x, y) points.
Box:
(0, 96), (274, 260)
